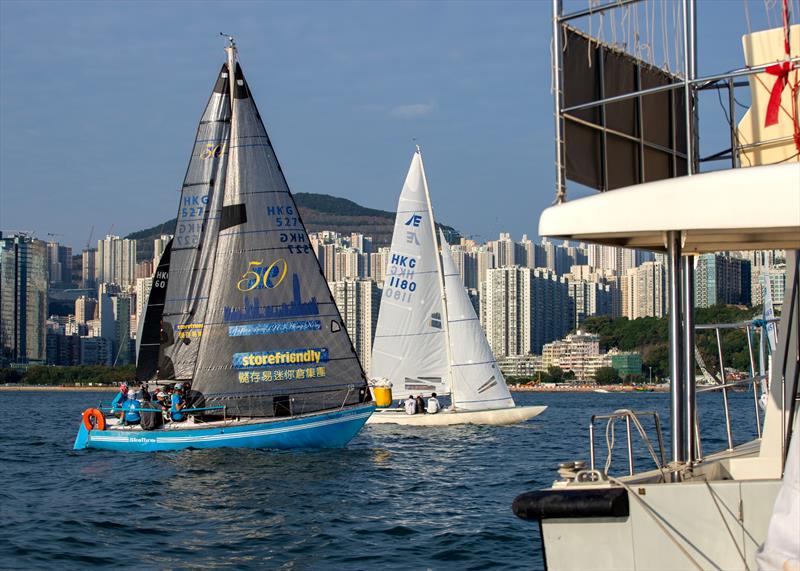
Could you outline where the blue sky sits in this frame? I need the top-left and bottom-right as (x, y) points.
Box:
(0, 0), (792, 250)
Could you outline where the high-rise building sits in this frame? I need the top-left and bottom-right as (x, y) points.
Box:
(476, 247), (495, 292)
(695, 254), (752, 308)
(153, 234), (172, 267)
(482, 266), (573, 357)
(488, 232), (516, 268)
(622, 261), (668, 319)
(135, 277), (153, 323)
(96, 235), (137, 288)
(751, 264), (786, 307)
(46, 241), (73, 287)
(81, 248), (97, 289)
(0, 234), (49, 364)
(75, 296), (97, 325)
(567, 279), (612, 326)
(369, 247), (390, 284)
(112, 295), (132, 365)
(80, 336), (112, 365)
(330, 278), (381, 372)
(136, 260), (154, 279)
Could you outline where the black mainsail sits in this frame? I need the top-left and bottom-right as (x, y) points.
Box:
(179, 43), (369, 417)
(135, 239), (172, 381)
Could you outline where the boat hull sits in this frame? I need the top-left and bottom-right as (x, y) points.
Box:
(74, 404), (375, 452)
(366, 405), (546, 426)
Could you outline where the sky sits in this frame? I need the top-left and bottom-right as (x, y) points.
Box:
(0, 0), (794, 251)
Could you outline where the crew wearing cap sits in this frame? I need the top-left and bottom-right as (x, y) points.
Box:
(122, 389), (142, 425)
(110, 383), (129, 414)
(170, 383), (187, 422)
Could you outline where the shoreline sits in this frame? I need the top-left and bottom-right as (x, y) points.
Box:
(0, 384), (668, 393)
(0, 385), (117, 392)
(510, 384), (668, 393)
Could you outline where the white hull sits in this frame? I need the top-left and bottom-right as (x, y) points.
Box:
(366, 405), (546, 426)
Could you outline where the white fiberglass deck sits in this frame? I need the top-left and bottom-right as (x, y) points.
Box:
(539, 163), (800, 252)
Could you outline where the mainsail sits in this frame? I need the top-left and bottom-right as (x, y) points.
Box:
(135, 239), (172, 381)
(159, 64), (232, 380)
(370, 151), (451, 399)
(189, 45), (369, 417)
(439, 231), (515, 411)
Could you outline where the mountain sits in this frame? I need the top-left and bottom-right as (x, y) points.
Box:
(126, 192), (460, 263)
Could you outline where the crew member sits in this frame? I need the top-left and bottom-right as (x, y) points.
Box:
(171, 383), (187, 422)
(122, 389), (141, 425)
(110, 383), (129, 414)
(427, 392), (440, 414)
(404, 395), (416, 415)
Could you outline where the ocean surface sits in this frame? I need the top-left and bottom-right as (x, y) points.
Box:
(0, 389), (761, 570)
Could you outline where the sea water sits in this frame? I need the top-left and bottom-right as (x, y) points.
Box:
(0, 390), (760, 570)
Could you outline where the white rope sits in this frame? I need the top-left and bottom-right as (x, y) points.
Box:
(604, 415), (617, 474)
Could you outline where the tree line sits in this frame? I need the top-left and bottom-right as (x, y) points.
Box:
(0, 365), (136, 386)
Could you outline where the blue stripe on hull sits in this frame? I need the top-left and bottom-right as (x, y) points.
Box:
(74, 405), (375, 452)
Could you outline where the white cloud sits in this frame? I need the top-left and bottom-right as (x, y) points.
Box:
(390, 101), (435, 118)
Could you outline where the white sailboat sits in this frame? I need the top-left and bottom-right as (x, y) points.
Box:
(368, 149), (546, 426)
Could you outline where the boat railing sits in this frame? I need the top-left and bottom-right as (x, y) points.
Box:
(101, 405), (227, 415)
(692, 318), (778, 457)
(589, 409), (667, 477)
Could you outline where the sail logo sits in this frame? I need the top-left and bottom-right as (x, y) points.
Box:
(201, 143), (226, 159)
(236, 259), (288, 292)
(228, 320), (321, 337)
(404, 214), (422, 227)
(175, 323), (204, 339)
(233, 348), (329, 369)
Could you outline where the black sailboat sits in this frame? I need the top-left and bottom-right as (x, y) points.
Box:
(75, 38), (375, 452)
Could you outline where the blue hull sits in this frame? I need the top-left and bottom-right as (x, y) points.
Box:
(74, 404), (375, 452)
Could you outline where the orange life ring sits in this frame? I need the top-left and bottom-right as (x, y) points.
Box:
(82, 408), (106, 431)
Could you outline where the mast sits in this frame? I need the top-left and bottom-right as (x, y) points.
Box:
(224, 34), (237, 102)
(417, 146), (457, 408)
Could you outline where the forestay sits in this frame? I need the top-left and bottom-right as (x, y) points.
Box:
(440, 231), (515, 411)
(159, 65), (232, 380)
(190, 51), (369, 417)
(370, 151), (450, 399)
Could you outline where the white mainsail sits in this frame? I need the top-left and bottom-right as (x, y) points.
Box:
(440, 231), (515, 411)
(370, 151), (450, 399)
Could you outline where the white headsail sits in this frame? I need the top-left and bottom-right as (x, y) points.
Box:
(440, 231), (515, 411)
(370, 151), (450, 399)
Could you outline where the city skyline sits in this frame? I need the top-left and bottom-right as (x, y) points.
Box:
(0, 1), (778, 251)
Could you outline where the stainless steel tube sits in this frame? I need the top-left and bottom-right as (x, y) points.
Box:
(668, 231), (685, 464)
(683, 255), (696, 462)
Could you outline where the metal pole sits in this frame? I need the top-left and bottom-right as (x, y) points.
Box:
(668, 231), (685, 465)
(746, 325), (763, 437)
(684, 0), (698, 172)
(589, 421), (596, 471)
(683, 256), (696, 463)
(715, 328), (734, 450)
(552, 0), (566, 203)
(625, 416), (634, 476)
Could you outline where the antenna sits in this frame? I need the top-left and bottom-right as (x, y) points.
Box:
(219, 32), (236, 48)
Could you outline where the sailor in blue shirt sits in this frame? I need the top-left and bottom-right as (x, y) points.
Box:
(110, 383), (128, 414)
(122, 390), (141, 425)
(170, 384), (187, 422)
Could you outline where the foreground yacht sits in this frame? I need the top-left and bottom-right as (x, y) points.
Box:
(513, 1), (800, 568)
